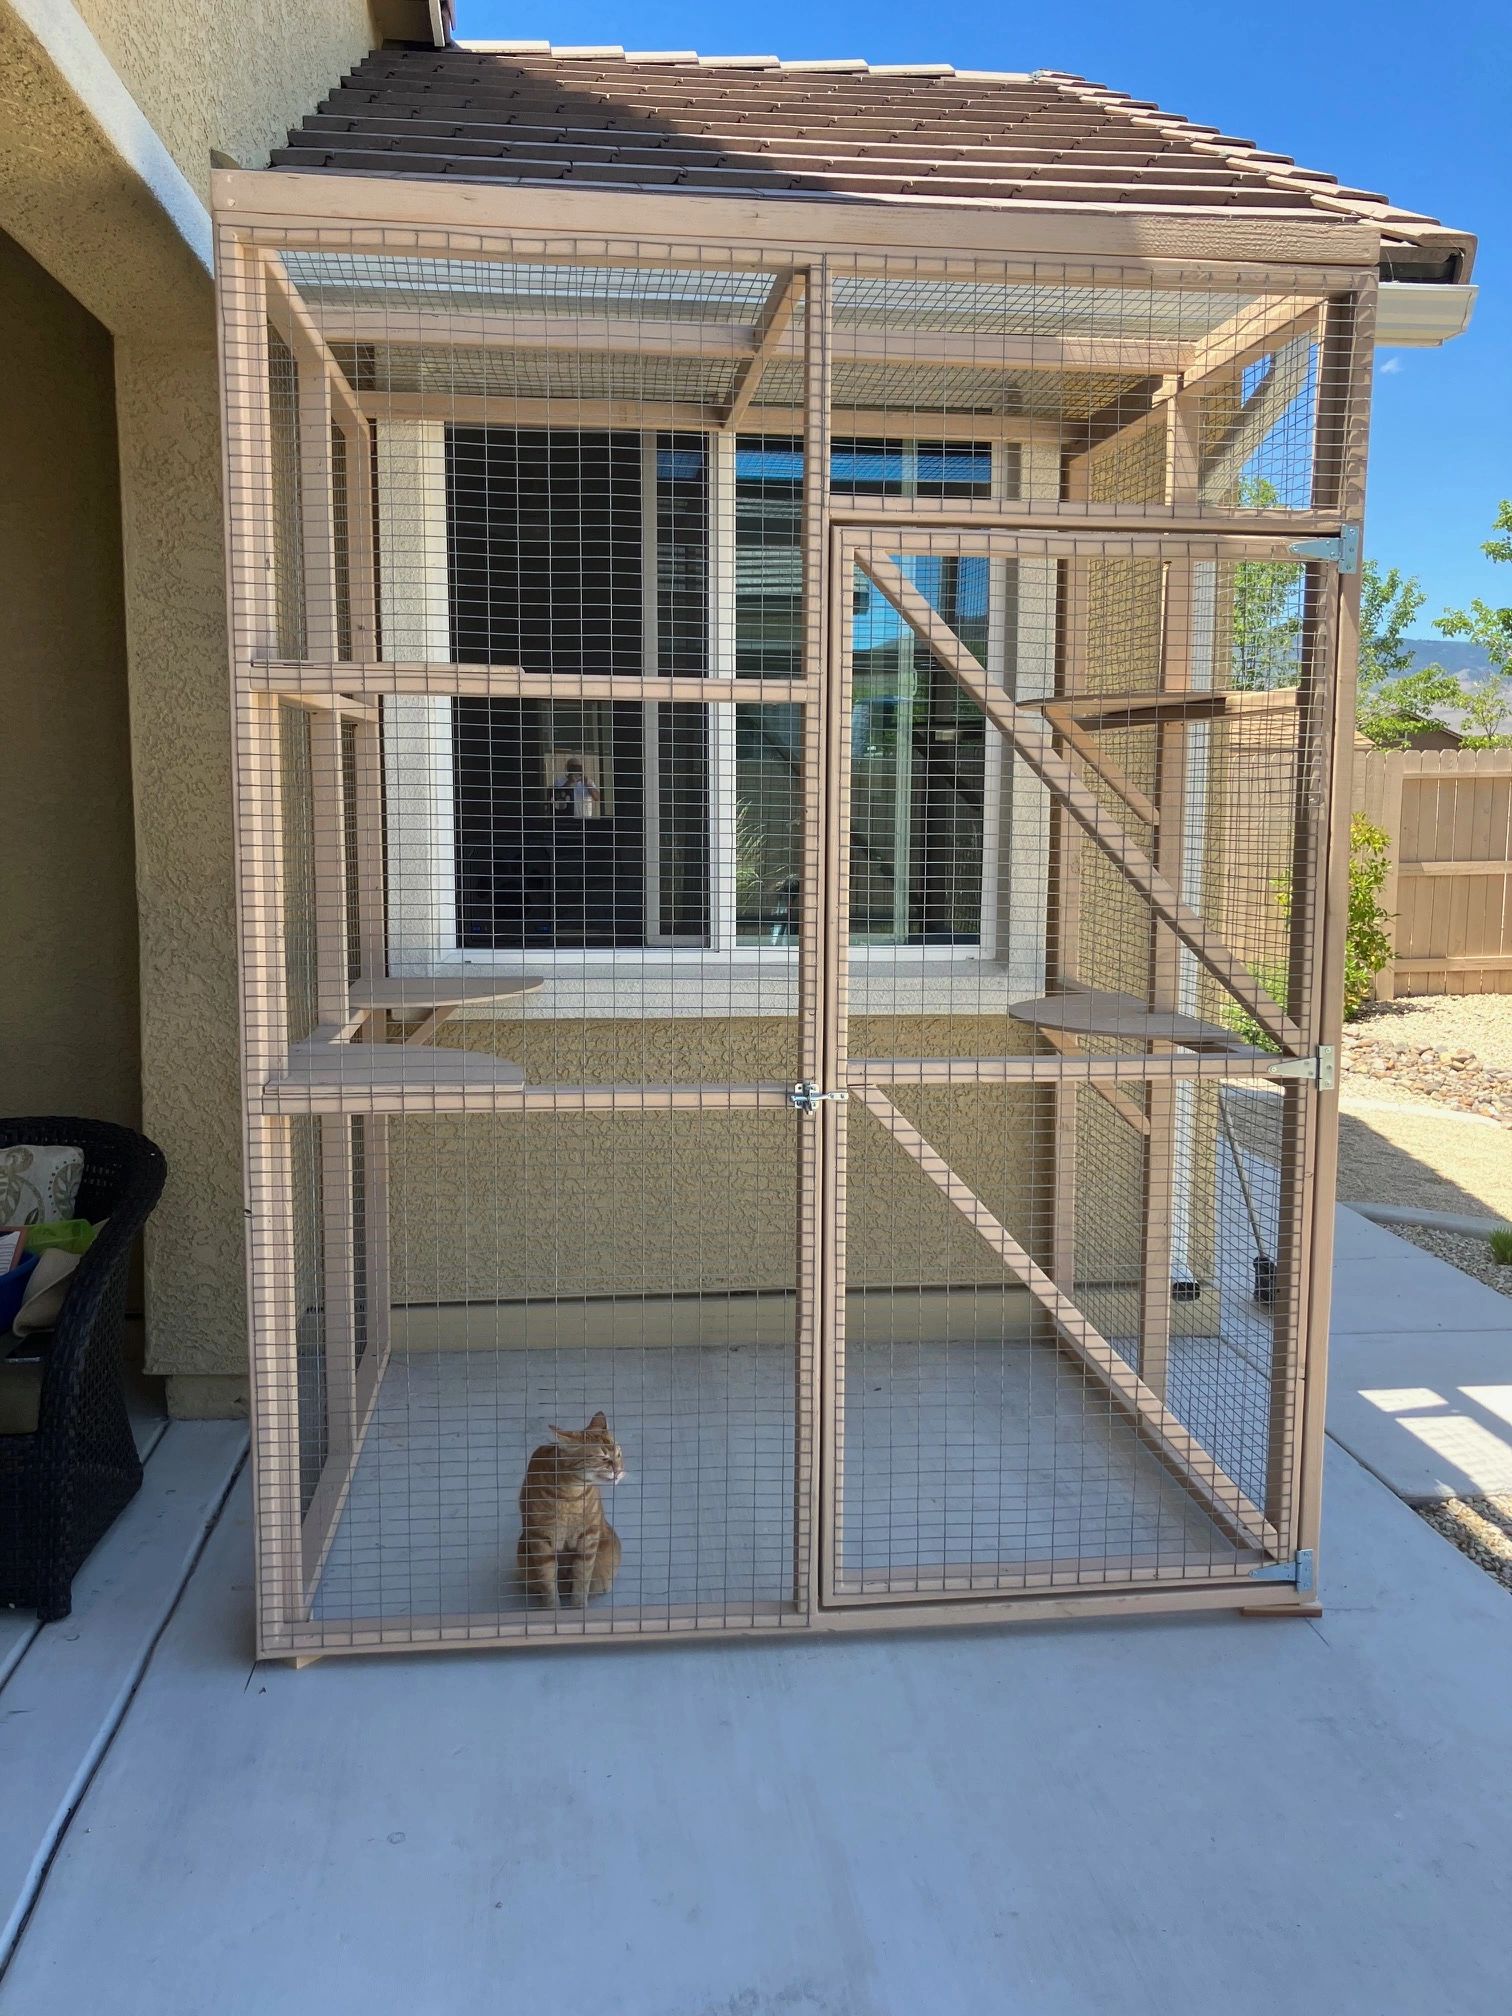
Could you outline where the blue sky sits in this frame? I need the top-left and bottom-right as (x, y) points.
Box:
(456, 1), (1507, 623)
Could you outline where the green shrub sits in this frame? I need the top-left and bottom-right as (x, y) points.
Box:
(1221, 813), (1394, 1049)
(1490, 1228), (1512, 1267)
(1342, 814), (1394, 1019)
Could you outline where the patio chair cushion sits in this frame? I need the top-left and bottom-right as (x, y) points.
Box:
(0, 1144), (83, 1226)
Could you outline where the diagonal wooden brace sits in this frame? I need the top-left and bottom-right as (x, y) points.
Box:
(857, 1087), (1278, 1556)
(857, 553), (1303, 1053)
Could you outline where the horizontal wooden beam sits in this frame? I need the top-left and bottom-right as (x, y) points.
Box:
(313, 299), (1191, 375)
(270, 690), (379, 723)
(848, 1052), (1274, 1084)
(1400, 859), (1512, 878)
(260, 1077), (798, 1116)
(1392, 952), (1512, 972)
(829, 497), (1338, 540)
(856, 550), (1303, 1051)
(856, 1088), (1278, 1554)
(213, 167), (1385, 274)
(359, 388), (722, 431)
(1035, 1029), (1153, 1132)
(246, 662), (812, 706)
(355, 386), (1068, 442)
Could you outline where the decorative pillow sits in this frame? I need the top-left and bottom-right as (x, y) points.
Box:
(0, 1144), (84, 1227)
(13, 1246), (83, 1337)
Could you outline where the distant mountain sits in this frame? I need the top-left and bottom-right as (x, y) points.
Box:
(1402, 638), (1499, 683)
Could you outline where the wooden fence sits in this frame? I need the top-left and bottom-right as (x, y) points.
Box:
(1354, 748), (1512, 998)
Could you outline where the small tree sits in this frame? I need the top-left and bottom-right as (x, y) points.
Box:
(1435, 499), (1512, 748)
(1230, 476), (1302, 689)
(1354, 562), (1464, 747)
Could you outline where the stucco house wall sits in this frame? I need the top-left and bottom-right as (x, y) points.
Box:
(0, 0), (436, 1416)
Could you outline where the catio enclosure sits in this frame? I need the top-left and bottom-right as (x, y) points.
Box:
(211, 56), (1404, 1658)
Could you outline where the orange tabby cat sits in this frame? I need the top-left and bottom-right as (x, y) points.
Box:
(517, 1411), (625, 1606)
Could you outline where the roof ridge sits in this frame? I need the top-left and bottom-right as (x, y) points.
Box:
(455, 41), (1033, 80)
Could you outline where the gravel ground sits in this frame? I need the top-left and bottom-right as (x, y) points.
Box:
(1386, 1223), (1512, 1298)
(1353, 994), (1512, 1072)
(1419, 1494), (1512, 1597)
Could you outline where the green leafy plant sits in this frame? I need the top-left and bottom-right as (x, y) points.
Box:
(1355, 561), (1464, 748)
(1222, 814), (1394, 1048)
(1435, 499), (1512, 748)
(1342, 814), (1394, 1017)
(1230, 477), (1303, 690)
(1489, 1227), (1512, 1267)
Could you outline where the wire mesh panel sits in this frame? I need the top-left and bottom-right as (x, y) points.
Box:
(216, 212), (1364, 1652)
(826, 528), (1334, 1603)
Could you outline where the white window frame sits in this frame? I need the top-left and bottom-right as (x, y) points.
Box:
(376, 418), (1055, 987)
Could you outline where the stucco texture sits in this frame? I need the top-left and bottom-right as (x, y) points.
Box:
(0, 0), (432, 1412)
(386, 1014), (1064, 1305)
(0, 228), (140, 1129)
(71, 0), (381, 204)
(113, 340), (248, 1387)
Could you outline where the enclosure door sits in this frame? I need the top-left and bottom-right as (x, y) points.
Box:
(816, 525), (1341, 1610)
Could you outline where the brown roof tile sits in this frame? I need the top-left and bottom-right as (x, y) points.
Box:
(275, 45), (1473, 278)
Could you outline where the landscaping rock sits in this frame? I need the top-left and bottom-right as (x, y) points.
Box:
(1340, 1029), (1512, 1126)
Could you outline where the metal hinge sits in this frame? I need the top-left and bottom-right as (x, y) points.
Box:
(1267, 1044), (1336, 1091)
(1250, 1548), (1315, 1596)
(788, 1082), (849, 1115)
(1287, 524), (1360, 574)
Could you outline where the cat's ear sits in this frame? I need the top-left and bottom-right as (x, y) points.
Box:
(587, 1410), (608, 1432)
(548, 1423), (581, 1443)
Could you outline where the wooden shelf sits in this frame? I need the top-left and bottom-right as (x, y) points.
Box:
(349, 975), (545, 1012)
(246, 662), (810, 706)
(1039, 688), (1302, 732)
(264, 1031), (527, 1113)
(1006, 989), (1254, 1052)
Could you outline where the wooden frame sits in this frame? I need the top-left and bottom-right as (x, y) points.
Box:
(216, 198), (1367, 1657)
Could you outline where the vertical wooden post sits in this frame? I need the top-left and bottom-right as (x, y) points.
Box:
(1138, 391), (1202, 1398)
(1047, 453), (1089, 1292)
(220, 237), (305, 1649)
(1273, 279), (1375, 1565)
(797, 261), (831, 1616)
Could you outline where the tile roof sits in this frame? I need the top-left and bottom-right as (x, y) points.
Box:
(274, 44), (1473, 279)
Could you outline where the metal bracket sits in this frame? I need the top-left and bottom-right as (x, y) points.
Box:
(1287, 524), (1360, 575)
(1250, 1548), (1315, 1596)
(1266, 1044), (1336, 1091)
(788, 1082), (849, 1116)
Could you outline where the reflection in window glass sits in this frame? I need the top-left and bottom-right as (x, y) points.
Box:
(445, 428), (1002, 951)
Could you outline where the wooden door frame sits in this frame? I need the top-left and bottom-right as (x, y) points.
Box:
(818, 522), (1341, 1609)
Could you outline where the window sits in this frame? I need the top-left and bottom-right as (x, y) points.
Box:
(389, 423), (1024, 963)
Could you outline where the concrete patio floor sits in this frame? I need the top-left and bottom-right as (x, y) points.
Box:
(3, 1209), (1511, 2016)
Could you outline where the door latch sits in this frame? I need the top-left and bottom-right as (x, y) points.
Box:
(788, 1082), (849, 1115)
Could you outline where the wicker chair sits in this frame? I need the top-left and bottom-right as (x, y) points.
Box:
(0, 1118), (166, 1621)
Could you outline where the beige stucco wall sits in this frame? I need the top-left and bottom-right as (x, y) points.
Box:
(0, 0), (433, 1415)
(386, 1014), (1062, 1306)
(72, 0), (383, 208)
(0, 227), (140, 1128)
